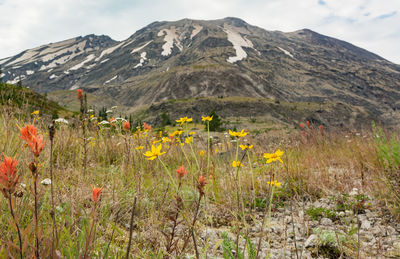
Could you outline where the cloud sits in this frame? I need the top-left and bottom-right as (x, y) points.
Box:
(0, 0), (399, 64)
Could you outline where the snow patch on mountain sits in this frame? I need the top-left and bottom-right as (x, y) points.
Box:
(26, 70), (35, 75)
(96, 41), (125, 61)
(7, 49), (39, 66)
(158, 27), (182, 56)
(278, 47), (294, 58)
(41, 40), (86, 62)
(224, 25), (255, 63)
(7, 75), (26, 84)
(49, 74), (58, 80)
(104, 75), (118, 84)
(131, 41), (153, 54)
(0, 57), (11, 65)
(69, 54), (95, 71)
(38, 41), (88, 71)
(190, 24), (203, 39)
(134, 52), (147, 68)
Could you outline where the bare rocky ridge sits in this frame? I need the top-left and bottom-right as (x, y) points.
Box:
(1, 17), (399, 126)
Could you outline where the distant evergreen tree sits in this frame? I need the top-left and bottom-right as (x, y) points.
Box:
(0, 65), (3, 82)
(129, 114), (133, 126)
(98, 107), (108, 121)
(207, 110), (224, 132)
(159, 112), (172, 127)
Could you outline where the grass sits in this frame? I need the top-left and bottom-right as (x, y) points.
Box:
(0, 88), (399, 258)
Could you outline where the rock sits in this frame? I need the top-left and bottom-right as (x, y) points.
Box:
(40, 178), (52, 185)
(393, 241), (400, 249)
(349, 187), (359, 196)
(304, 234), (317, 248)
(387, 226), (396, 235)
(361, 219), (371, 230)
(320, 217), (333, 225)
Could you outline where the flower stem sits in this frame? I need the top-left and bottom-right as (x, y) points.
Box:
(8, 195), (23, 259)
(158, 158), (177, 189)
(207, 122), (210, 172)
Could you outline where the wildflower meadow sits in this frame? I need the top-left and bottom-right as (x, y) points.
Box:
(1, 88), (400, 258)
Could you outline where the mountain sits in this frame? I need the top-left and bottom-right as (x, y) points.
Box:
(1, 17), (399, 126)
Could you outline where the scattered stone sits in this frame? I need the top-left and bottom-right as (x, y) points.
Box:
(361, 219), (371, 230)
(304, 234), (317, 248)
(320, 217), (333, 225)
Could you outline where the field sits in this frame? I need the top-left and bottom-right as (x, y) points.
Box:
(1, 87), (400, 258)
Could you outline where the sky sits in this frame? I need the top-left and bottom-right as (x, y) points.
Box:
(0, 0), (399, 64)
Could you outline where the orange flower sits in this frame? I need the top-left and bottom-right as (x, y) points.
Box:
(0, 155), (20, 197)
(92, 186), (103, 203)
(143, 122), (152, 131)
(77, 89), (83, 100)
(175, 165), (188, 179)
(109, 117), (115, 123)
(28, 135), (45, 157)
(19, 121), (38, 143)
(123, 121), (130, 130)
(197, 174), (207, 195)
(19, 122), (45, 157)
(199, 174), (207, 186)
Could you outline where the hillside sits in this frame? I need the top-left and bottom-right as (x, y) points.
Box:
(0, 82), (71, 119)
(1, 17), (399, 126)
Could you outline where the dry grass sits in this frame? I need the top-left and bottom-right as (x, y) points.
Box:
(0, 105), (398, 258)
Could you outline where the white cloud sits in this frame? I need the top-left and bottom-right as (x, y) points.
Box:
(0, 0), (399, 63)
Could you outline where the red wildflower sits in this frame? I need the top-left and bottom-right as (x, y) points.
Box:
(77, 89), (83, 100)
(175, 165), (188, 179)
(92, 186), (103, 203)
(143, 122), (152, 131)
(19, 122), (45, 157)
(123, 121), (130, 131)
(301, 131), (306, 136)
(320, 125), (324, 133)
(197, 174), (207, 195)
(28, 135), (45, 157)
(0, 155), (20, 197)
(299, 123), (304, 129)
(19, 121), (37, 143)
(306, 120), (310, 127)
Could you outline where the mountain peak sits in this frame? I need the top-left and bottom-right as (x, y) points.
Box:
(1, 17), (399, 126)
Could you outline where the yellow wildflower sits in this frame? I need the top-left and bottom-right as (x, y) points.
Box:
(229, 129), (248, 138)
(185, 137), (193, 144)
(90, 114), (94, 119)
(240, 144), (253, 150)
(232, 161), (243, 167)
(200, 150), (205, 156)
(176, 117), (193, 125)
(153, 140), (162, 144)
(162, 137), (171, 143)
(189, 131), (196, 135)
(135, 146), (144, 150)
(201, 115), (213, 122)
(264, 149), (284, 164)
(170, 130), (183, 137)
(143, 144), (166, 160)
(31, 110), (39, 115)
(267, 180), (282, 187)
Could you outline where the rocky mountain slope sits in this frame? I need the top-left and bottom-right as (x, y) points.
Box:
(1, 17), (399, 126)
